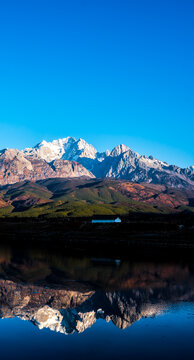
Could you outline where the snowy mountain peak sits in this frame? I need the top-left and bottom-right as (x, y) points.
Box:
(188, 166), (194, 172)
(2, 136), (193, 189)
(110, 144), (131, 157)
(36, 140), (47, 147)
(23, 137), (77, 162)
(22, 137), (98, 163)
(76, 138), (97, 158)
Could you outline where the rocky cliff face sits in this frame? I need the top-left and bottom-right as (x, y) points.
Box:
(0, 149), (94, 185)
(22, 137), (98, 162)
(21, 137), (194, 188)
(1, 137), (194, 187)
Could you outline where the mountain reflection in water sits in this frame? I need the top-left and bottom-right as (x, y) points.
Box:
(0, 245), (194, 335)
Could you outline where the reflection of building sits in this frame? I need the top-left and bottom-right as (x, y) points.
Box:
(92, 216), (121, 223)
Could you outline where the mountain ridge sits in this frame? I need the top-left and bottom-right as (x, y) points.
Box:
(0, 148), (94, 185)
(0, 137), (193, 188)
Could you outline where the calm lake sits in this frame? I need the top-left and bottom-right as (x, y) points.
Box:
(0, 245), (194, 359)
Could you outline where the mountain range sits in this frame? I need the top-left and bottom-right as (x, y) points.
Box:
(0, 137), (194, 188)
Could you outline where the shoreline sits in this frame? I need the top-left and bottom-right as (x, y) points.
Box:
(0, 217), (194, 259)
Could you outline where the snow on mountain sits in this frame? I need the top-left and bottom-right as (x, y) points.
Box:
(1, 137), (194, 188)
(22, 137), (99, 163)
(110, 144), (130, 157)
(62, 138), (97, 161)
(188, 166), (194, 172)
(23, 137), (77, 162)
(0, 147), (94, 185)
(97, 150), (111, 162)
(97, 147), (194, 187)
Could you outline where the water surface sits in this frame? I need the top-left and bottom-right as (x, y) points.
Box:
(0, 245), (194, 359)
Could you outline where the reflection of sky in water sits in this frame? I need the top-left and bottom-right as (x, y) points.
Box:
(0, 303), (194, 360)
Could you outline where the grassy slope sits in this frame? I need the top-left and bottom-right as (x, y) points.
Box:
(2, 181), (52, 201)
(0, 178), (193, 218)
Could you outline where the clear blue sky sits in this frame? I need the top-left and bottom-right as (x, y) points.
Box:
(0, 0), (193, 167)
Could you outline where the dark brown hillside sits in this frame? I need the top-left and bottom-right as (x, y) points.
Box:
(0, 178), (194, 217)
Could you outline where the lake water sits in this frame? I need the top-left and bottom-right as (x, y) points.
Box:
(0, 245), (194, 359)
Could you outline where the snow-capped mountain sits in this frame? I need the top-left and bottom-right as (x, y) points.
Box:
(0, 136), (193, 187)
(20, 137), (194, 188)
(23, 137), (98, 162)
(0, 148), (94, 185)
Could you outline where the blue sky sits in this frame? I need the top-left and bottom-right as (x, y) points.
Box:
(0, 0), (193, 167)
